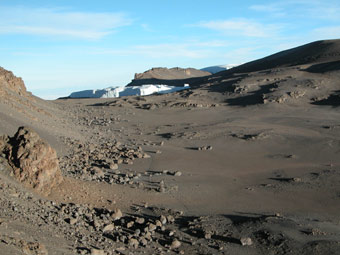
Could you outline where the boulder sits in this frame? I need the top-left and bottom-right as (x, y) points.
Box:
(2, 126), (63, 194)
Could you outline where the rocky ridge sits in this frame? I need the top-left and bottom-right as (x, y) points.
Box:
(133, 67), (211, 80)
(0, 67), (28, 97)
(127, 67), (211, 87)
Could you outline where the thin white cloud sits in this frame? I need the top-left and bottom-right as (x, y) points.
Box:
(141, 23), (154, 32)
(306, 4), (340, 21)
(312, 26), (340, 39)
(0, 25), (111, 40)
(249, 4), (286, 17)
(133, 44), (211, 58)
(250, 1), (340, 21)
(0, 6), (132, 40)
(250, 5), (282, 13)
(193, 40), (231, 47)
(89, 40), (227, 59)
(195, 19), (281, 38)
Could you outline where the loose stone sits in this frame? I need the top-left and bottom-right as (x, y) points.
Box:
(170, 239), (181, 249)
(240, 237), (253, 246)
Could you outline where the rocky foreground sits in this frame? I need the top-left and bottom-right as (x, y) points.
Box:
(1, 126), (339, 255)
(1, 40), (340, 254)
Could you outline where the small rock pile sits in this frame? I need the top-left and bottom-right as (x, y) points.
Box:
(0, 235), (48, 255)
(79, 116), (121, 127)
(0, 177), (188, 255)
(56, 204), (185, 253)
(59, 138), (150, 184)
(170, 102), (219, 108)
(231, 132), (268, 141)
(138, 101), (218, 110)
(197, 145), (213, 151)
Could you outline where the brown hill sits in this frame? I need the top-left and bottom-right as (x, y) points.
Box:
(134, 67), (210, 80)
(0, 66), (41, 132)
(128, 67), (211, 86)
(0, 67), (50, 134)
(0, 67), (80, 151)
(0, 67), (28, 97)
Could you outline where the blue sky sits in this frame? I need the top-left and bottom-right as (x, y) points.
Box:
(0, 0), (339, 99)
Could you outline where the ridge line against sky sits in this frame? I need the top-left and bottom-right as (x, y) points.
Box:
(0, 0), (339, 99)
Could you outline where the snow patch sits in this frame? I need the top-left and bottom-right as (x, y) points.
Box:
(69, 84), (190, 98)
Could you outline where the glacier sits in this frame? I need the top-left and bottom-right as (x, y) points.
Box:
(69, 84), (190, 98)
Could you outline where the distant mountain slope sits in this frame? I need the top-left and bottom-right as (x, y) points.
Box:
(127, 67), (211, 87)
(67, 39), (340, 106)
(219, 39), (340, 75)
(200, 64), (239, 74)
(186, 39), (340, 107)
(189, 39), (340, 88)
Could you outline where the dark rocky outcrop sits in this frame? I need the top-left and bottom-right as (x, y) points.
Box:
(1, 126), (63, 194)
(211, 39), (340, 76)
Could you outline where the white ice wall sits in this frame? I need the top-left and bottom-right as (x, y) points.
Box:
(69, 84), (190, 98)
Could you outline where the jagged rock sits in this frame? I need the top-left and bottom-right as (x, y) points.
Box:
(160, 215), (167, 225)
(170, 239), (181, 249)
(90, 248), (105, 255)
(102, 224), (115, 232)
(0, 135), (9, 151)
(240, 237), (253, 246)
(143, 153), (151, 158)
(135, 217), (145, 224)
(204, 232), (212, 239)
(127, 221), (134, 228)
(2, 126), (63, 194)
(91, 167), (105, 178)
(147, 223), (157, 232)
(111, 209), (123, 220)
(155, 220), (162, 227)
(289, 90), (306, 99)
(128, 238), (139, 248)
(134, 229), (141, 236)
(109, 163), (118, 170)
(174, 171), (182, 177)
(66, 217), (78, 225)
(166, 215), (175, 224)
(139, 237), (148, 247)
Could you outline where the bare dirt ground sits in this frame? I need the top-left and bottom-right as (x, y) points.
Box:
(1, 40), (340, 254)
